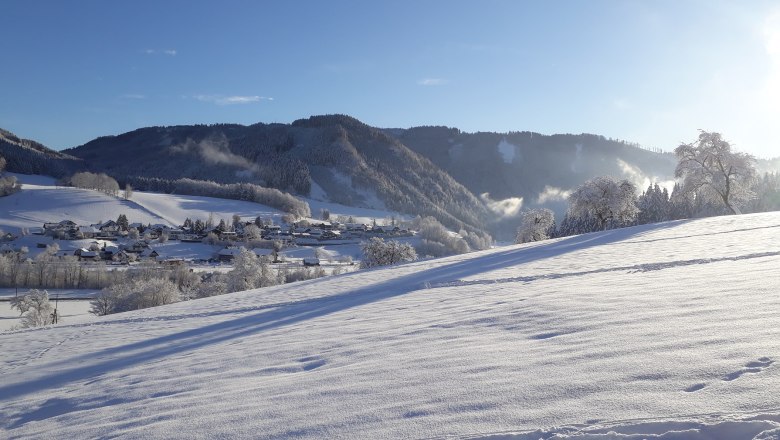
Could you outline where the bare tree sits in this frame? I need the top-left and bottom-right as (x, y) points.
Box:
(675, 130), (756, 215)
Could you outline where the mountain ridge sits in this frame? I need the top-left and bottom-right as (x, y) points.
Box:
(3, 115), (682, 235)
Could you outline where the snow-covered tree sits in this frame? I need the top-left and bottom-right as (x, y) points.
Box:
(568, 176), (639, 230)
(92, 278), (180, 315)
(515, 208), (555, 243)
(243, 224), (262, 241)
(637, 183), (671, 225)
(17, 289), (55, 327)
(360, 237), (417, 269)
(123, 184), (133, 200)
(117, 214), (129, 231)
(227, 248), (279, 292)
(675, 130), (756, 215)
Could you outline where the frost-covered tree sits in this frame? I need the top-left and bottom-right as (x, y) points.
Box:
(243, 224), (262, 241)
(637, 183), (671, 225)
(92, 278), (180, 315)
(17, 289), (56, 327)
(515, 208), (555, 243)
(568, 176), (639, 230)
(0, 155), (20, 197)
(123, 184), (133, 200)
(675, 130), (756, 215)
(360, 237), (417, 269)
(227, 248), (280, 292)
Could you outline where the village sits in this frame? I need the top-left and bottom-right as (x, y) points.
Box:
(0, 214), (416, 267)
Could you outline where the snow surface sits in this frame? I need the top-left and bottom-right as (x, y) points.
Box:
(497, 138), (518, 164)
(2, 212), (780, 439)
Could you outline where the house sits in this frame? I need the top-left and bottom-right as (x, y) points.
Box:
(78, 226), (100, 239)
(167, 229), (185, 240)
(139, 248), (160, 260)
(303, 257), (320, 266)
(124, 241), (150, 253)
(217, 247), (242, 262)
(319, 230), (341, 240)
(101, 245), (121, 260)
(219, 231), (238, 241)
(112, 250), (134, 264)
(79, 250), (100, 261)
(96, 220), (120, 233)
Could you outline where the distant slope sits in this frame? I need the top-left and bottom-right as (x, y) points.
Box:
(395, 126), (677, 208)
(0, 128), (84, 178)
(64, 116), (490, 232)
(2, 212), (780, 439)
(0, 179), (172, 231)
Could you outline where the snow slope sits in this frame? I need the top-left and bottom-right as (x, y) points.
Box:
(0, 182), (171, 232)
(0, 173), (409, 233)
(2, 213), (780, 439)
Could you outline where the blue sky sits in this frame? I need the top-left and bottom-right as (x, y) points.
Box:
(1, 0), (778, 158)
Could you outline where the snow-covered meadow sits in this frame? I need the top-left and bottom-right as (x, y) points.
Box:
(0, 173), (409, 235)
(2, 212), (780, 438)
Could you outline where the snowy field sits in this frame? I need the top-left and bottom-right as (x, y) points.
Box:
(2, 212), (780, 439)
(0, 173), (409, 235)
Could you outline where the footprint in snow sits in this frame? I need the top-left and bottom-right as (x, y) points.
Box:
(722, 357), (774, 382)
(297, 356), (326, 371)
(684, 357), (773, 392)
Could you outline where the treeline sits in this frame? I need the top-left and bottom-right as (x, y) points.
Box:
(0, 249), (122, 290)
(69, 171), (120, 196)
(124, 176), (311, 217)
(556, 172), (780, 237)
(0, 128), (83, 178)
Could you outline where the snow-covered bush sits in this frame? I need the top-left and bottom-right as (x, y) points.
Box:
(360, 237), (417, 269)
(0, 175), (20, 197)
(91, 278), (180, 315)
(515, 208), (555, 243)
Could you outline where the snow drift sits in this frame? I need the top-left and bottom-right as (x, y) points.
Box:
(2, 212), (780, 439)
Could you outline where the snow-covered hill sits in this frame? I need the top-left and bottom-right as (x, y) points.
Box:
(0, 174), (406, 233)
(2, 212), (780, 439)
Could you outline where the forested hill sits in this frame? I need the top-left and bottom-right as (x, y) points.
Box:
(6, 115), (679, 234)
(0, 128), (84, 177)
(393, 126), (677, 207)
(63, 115), (490, 233)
